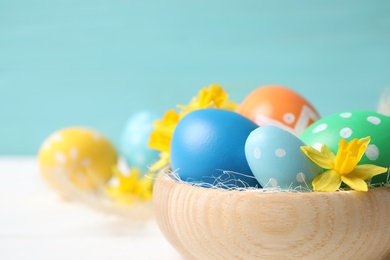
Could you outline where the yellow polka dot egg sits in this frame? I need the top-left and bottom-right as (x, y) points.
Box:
(38, 127), (118, 192)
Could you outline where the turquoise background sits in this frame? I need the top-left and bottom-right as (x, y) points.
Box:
(1, 0), (390, 155)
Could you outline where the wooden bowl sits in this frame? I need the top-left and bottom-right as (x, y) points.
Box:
(153, 172), (390, 260)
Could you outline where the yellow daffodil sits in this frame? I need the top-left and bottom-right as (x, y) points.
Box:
(177, 83), (238, 114)
(148, 152), (170, 172)
(149, 109), (180, 153)
(148, 83), (238, 172)
(106, 167), (154, 205)
(301, 137), (387, 192)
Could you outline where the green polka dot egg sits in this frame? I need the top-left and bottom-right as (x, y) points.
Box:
(299, 110), (390, 185)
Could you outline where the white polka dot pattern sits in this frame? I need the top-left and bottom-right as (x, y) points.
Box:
(312, 124), (327, 133)
(296, 172), (306, 183)
(365, 144), (379, 161)
(339, 112), (352, 118)
(254, 147), (261, 159)
(275, 148), (286, 158)
(54, 152), (67, 164)
(51, 133), (63, 142)
(269, 178), (278, 187)
(339, 127), (353, 138)
(367, 116), (381, 125)
(312, 143), (322, 152)
(69, 147), (79, 160)
(283, 113), (296, 124)
(80, 158), (92, 166)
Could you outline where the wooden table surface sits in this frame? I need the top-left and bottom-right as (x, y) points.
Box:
(0, 157), (183, 260)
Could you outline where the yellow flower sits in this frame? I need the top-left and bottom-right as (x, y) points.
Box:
(301, 137), (387, 192)
(148, 83), (238, 172)
(106, 167), (154, 205)
(148, 152), (170, 172)
(177, 83), (238, 114)
(149, 109), (180, 153)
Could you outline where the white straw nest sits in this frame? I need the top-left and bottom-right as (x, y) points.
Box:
(161, 168), (390, 193)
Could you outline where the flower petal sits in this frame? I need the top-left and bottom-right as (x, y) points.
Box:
(148, 110), (180, 153)
(334, 138), (367, 174)
(321, 144), (336, 161)
(359, 136), (371, 147)
(350, 165), (388, 180)
(341, 174), (368, 191)
(149, 152), (170, 172)
(177, 84), (234, 112)
(301, 146), (334, 169)
(206, 83), (229, 108)
(334, 139), (348, 172)
(221, 100), (239, 111)
(149, 131), (171, 152)
(312, 170), (342, 192)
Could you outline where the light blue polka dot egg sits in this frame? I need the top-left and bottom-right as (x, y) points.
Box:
(120, 111), (160, 174)
(245, 125), (323, 190)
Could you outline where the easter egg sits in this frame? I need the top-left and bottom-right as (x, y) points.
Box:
(170, 109), (260, 188)
(38, 127), (118, 192)
(120, 111), (160, 174)
(245, 125), (322, 190)
(299, 111), (390, 184)
(238, 85), (320, 136)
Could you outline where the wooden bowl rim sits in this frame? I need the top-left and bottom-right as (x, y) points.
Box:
(156, 171), (390, 198)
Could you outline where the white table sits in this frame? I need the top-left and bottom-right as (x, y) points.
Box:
(0, 157), (183, 260)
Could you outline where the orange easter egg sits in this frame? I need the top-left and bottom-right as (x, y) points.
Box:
(238, 85), (320, 136)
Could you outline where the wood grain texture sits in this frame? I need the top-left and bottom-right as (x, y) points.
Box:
(153, 173), (390, 260)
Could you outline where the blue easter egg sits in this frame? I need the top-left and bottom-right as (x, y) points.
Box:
(120, 111), (160, 174)
(245, 125), (322, 190)
(170, 109), (260, 188)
